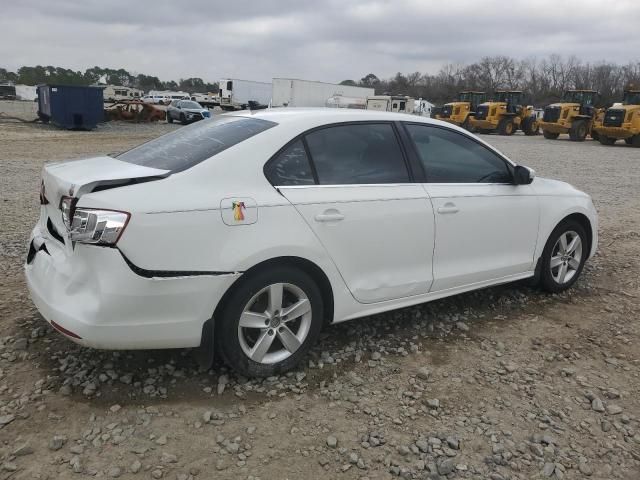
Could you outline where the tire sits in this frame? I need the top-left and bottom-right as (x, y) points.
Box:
(539, 220), (588, 293)
(180, 113), (187, 125)
(624, 138), (632, 145)
(498, 118), (515, 136)
(215, 266), (324, 377)
(477, 128), (492, 134)
(569, 120), (588, 141)
(543, 130), (560, 140)
(631, 135), (640, 148)
(590, 130), (599, 141)
(522, 116), (539, 136)
(598, 135), (616, 146)
(167, 112), (173, 123)
(461, 117), (473, 132)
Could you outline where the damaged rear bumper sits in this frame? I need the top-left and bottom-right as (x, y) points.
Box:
(24, 224), (240, 350)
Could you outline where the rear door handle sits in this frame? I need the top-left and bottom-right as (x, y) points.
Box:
(437, 202), (459, 214)
(314, 210), (345, 222)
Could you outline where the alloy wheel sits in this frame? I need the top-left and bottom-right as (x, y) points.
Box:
(237, 283), (312, 364)
(550, 230), (583, 284)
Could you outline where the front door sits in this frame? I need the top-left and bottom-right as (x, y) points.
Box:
(265, 122), (435, 304)
(403, 123), (540, 291)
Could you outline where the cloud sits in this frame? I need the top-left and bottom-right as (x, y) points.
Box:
(1, 0), (638, 84)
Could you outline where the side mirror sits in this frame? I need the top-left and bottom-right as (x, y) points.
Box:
(514, 165), (535, 185)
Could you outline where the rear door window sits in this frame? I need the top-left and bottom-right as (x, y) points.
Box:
(117, 116), (277, 173)
(304, 123), (410, 185)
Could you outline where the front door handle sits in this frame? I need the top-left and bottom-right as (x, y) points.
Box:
(315, 210), (345, 222)
(437, 202), (459, 214)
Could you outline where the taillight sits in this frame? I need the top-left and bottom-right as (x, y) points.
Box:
(68, 208), (130, 246)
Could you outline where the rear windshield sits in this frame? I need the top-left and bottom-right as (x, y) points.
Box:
(116, 116), (277, 173)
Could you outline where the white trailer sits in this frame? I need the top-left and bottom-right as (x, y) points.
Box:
(15, 84), (38, 101)
(325, 95), (367, 109)
(218, 79), (272, 110)
(414, 99), (434, 117)
(102, 85), (143, 102)
(272, 78), (374, 107)
(191, 92), (218, 108)
(366, 95), (415, 114)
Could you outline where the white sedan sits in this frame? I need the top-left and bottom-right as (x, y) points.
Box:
(25, 109), (597, 376)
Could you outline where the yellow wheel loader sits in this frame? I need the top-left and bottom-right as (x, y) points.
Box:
(469, 90), (539, 136)
(539, 90), (602, 142)
(593, 89), (640, 147)
(435, 91), (487, 130)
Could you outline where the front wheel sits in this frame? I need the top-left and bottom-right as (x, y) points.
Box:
(539, 220), (588, 293)
(498, 118), (515, 136)
(522, 116), (539, 136)
(543, 130), (560, 140)
(215, 266), (324, 377)
(569, 119), (588, 141)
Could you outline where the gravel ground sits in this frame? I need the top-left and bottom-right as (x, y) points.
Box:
(0, 101), (639, 479)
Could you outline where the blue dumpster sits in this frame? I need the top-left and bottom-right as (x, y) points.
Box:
(37, 84), (104, 130)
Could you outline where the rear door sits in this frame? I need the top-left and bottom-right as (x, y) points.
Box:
(403, 123), (539, 291)
(266, 122), (435, 304)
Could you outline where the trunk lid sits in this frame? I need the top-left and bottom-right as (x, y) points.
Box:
(40, 156), (169, 243)
(42, 156), (169, 207)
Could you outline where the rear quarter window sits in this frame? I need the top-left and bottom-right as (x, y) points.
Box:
(116, 116), (277, 173)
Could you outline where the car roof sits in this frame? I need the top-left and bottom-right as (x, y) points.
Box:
(228, 107), (439, 127)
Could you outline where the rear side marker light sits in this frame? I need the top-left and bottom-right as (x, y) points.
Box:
(50, 320), (82, 339)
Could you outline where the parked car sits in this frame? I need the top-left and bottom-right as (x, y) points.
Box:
(26, 109), (598, 377)
(166, 100), (211, 124)
(142, 94), (169, 105)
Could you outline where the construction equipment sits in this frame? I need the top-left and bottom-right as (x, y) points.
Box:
(539, 90), (602, 141)
(104, 100), (166, 123)
(469, 90), (539, 136)
(435, 91), (487, 130)
(592, 88), (640, 147)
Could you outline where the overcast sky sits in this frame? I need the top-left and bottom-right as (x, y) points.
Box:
(2, 0), (639, 84)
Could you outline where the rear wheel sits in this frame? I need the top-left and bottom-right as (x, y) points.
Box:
(590, 130), (599, 141)
(631, 135), (640, 148)
(498, 118), (515, 136)
(522, 116), (539, 136)
(461, 117), (473, 132)
(215, 266), (324, 377)
(569, 120), (588, 141)
(180, 113), (187, 125)
(543, 130), (560, 140)
(167, 112), (173, 123)
(598, 135), (616, 146)
(539, 220), (588, 293)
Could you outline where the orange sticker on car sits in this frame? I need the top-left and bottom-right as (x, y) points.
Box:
(232, 201), (246, 221)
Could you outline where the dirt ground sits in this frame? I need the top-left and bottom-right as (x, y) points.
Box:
(0, 101), (639, 479)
